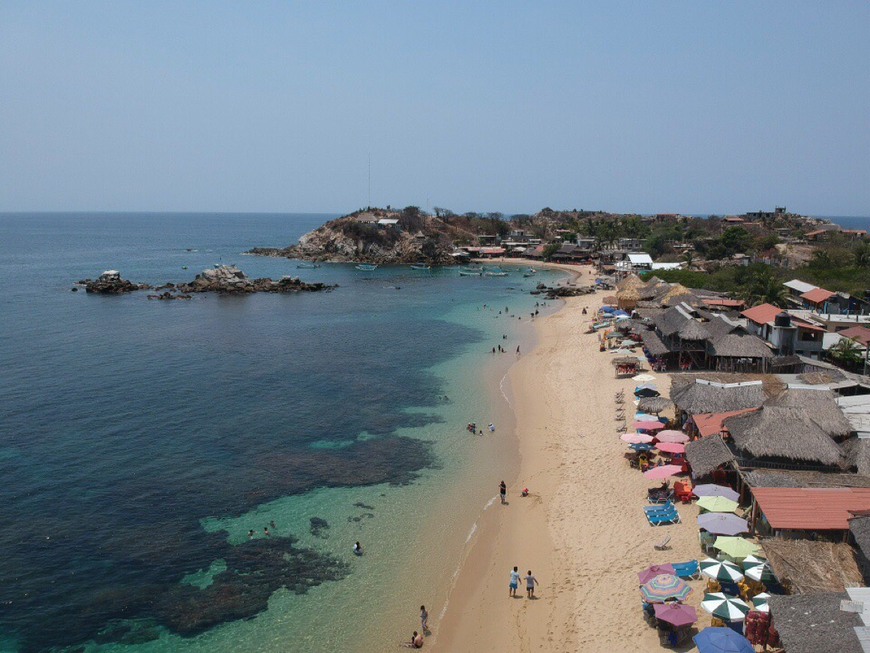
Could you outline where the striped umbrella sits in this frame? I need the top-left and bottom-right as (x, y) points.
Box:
(742, 555), (773, 582)
(700, 592), (751, 621)
(750, 592), (771, 613)
(640, 574), (693, 603)
(699, 558), (745, 583)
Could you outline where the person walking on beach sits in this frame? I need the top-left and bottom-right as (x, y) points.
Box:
(525, 571), (539, 598)
(516, 345), (521, 355)
(499, 481), (507, 504)
(420, 605), (428, 633)
(509, 566), (521, 597)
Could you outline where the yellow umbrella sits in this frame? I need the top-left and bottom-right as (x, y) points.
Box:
(696, 496), (739, 513)
(713, 536), (761, 560)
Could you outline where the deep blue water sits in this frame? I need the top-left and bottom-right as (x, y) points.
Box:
(817, 215), (870, 231)
(0, 213), (545, 652)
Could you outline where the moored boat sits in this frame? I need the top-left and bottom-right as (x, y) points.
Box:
(297, 262), (320, 269)
(459, 269), (482, 276)
(484, 267), (508, 277)
(410, 264), (431, 271)
(355, 263), (378, 271)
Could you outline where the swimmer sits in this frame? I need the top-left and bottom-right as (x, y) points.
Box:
(248, 529), (255, 539)
(264, 527), (270, 537)
(353, 541), (363, 555)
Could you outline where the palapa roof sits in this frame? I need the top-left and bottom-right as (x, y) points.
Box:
(611, 356), (640, 366)
(685, 434), (735, 477)
(768, 592), (862, 653)
(843, 438), (870, 475)
(640, 329), (670, 356)
(762, 539), (863, 593)
(677, 318), (711, 341)
(849, 515), (870, 569)
(703, 314), (742, 342)
(768, 387), (853, 438)
(637, 396), (671, 414)
(654, 306), (690, 337)
(658, 283), (692, 305)
(743, 469), (870, 489)
(799, 370), (846, 385)
(709, 332), (773, 359)
(671, 378), (767, 414)
(726, 406), (847, 467)
(616, 274), (645, 292)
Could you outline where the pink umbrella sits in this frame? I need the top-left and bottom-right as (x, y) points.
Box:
(639, 563), (676, 584)
(653, 602), (698, 628)
(656, 430), (690, 443)
(656, 442), (686, 454)
(634, 421), (666, 431)
(621, 432), (655, 444)
(643, 464), (684, 480)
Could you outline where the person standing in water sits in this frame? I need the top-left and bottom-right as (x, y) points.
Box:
(420, 605), (429, 633)
(499, 480), (507, 504)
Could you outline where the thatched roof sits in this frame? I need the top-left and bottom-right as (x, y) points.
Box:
(726, 406), (847, 467)
(768, 387), (853, 438)
(763, 540), (863, 594)
(843, 437), (870, 475)
(768, 592), (862, 653)
(611, 356), (640, 366)
(704, 314), (742, 342)
(616, 274), (644, 292)
(655, 306), (690, 337)
(641, 329), (670, 357)
(658, 283), (691, 304)
(637, 396), (671, 414)
(685, 434), (735, 477)
(849, 515), (870, 573)
(800, 369), (846, 385)
(743, 469), (870, 489)
(677, 319), (711, 341)
(709, 332), (773, 359)
(671, 378), (766, 414)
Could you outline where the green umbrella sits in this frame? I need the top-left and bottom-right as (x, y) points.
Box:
(742, 554), (774, 582)
(696, 496), (739, 513)
(713, 536), (761, 560)
(751, 592), (771, 613)
(700, 592), (751, 621)
(699, 558), (745, 583)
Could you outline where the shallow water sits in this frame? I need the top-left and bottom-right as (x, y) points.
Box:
(0, 213), (564, 652)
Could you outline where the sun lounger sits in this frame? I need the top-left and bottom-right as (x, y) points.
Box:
(654, 535), (672, 551)
(670, 560), (700, 579)
(646, 509), (680, 526)
(644, 500), (675, 513)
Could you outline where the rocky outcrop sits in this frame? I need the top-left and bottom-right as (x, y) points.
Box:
(176, 266), (336, 294)
(531, 282), (597, 299)
(81, 270), (151, 294)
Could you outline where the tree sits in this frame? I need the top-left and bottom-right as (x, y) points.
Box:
(854, 243), (870, 268)
(742, 267), (786, 307)
(829, 338), (863, 368)
(682, 251), (695, 269)
(542, 243), (561, 260)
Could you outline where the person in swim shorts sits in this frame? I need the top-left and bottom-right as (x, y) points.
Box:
(509, 566), (521, 597)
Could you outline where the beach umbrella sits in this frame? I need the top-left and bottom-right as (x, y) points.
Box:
(600, 306), (616, 313)
(741, 555), (773, 582)
(693, 484), (740, 502)
(700, 593), (751, 621)
(637, 396), (671, 414)
(635, 420), (666, 431)
(696, 496), (739, 513)
(693, 627), (754, 653)
(750, 592), (771, 613)
(655, 430), (690, 443)
(630, 443), (654, 452)
(634, 412), (657, 421)
(698, 513), (749, 536)
(713, 537), (761, 560)
(643, 464), (684, 480)
(633, 373), (656, 383)
(653, 603), (698, 628)
(635, 387), (661, 398)
(620, 432), (655, 444)
(638, 563), (676, 585)
(699, 558), (745, 583)
(639, 574), (692, 603)
(656, 442), (686, 454)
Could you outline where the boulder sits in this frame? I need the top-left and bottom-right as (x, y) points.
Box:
(82, 270), (151, 294)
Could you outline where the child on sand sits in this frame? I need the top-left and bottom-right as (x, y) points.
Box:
(525, 571), (539, 598)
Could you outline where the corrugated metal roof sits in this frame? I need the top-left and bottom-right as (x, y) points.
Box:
(784, 279), (818, 294)
(753, 487), (870, 530)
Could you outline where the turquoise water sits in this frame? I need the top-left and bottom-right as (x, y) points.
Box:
(0, 213), (564, 652)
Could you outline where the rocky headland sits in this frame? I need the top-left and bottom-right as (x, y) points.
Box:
(248, 207), (476, 265)
(78, 266), (336, 298)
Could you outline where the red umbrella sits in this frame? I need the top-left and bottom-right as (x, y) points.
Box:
(621, 432), (655, 444)
(639, 563), (676, 585)
(656, 430), (690, 443)
(654, 603), (698, 628)
(634, 420), (666, 431)
(644, 464), (684, 480)
(656, 442), (686, 454)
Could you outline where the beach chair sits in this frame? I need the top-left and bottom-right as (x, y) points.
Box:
(671, 560), (700, 580)
(644, 500), (675, 513)
(654, 535), (672, 551)
(699, 531), (717, 555)
(646, 509), (680, 526)
(673, 481), (694, 504)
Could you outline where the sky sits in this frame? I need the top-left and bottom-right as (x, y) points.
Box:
(1, 1), (868, 216)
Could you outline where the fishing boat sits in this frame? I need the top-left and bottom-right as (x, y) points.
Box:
(410, 264), (431, 271)
(296, 262), (320, 269)
(484, 267), (508, 277)
(355, 263), (378, 271)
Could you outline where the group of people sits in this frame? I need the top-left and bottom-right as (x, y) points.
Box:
(405, 605), (429, 648)
(509, 566), (539, 598)
(466, 422), (496, 435)
(247, 520), (277, 539)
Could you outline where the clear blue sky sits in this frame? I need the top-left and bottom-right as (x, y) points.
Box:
(1, 1), (868, 216)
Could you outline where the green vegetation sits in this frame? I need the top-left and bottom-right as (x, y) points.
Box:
(642, 264), (789, 307)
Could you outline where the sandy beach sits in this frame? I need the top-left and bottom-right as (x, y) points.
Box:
(433, 265), (703, 652)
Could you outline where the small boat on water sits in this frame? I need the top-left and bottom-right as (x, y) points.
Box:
(410, 264), (431, 271)
(297, 263), (320, 269)
(484, 267), (508, 277)
(355, 263), (378, 271)
(459, 269), (482, 276)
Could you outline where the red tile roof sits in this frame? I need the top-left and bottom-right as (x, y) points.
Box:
(692, 409), (757, 438)
(753, 488), (870, 530)
(801, 288), (836, 304)
(840, 326), (870, 347)
(741, 303), (782, 326)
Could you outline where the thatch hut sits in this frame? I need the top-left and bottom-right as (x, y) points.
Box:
(637, 396), (671, 414)
(658, 283), (695, 307)
(762, 540), (863, 594)
(671, 378), (766, 415)
(726, 406), (847, 468)
(685, 434), (735, 478)
(849, 515), (870, 584)
(640, 329), (670, 359)
(843, 437), (870, 475)
(676, 319), (711, 342)
(768, 387), (853, 439)
(707, 332), (773, 373)
(768, 593), (862, 653)
(616, 275), (645, 310)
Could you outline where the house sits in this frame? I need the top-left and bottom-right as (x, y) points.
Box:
(617, 237), (644, 251)
(751, 487), (870, 534)
(377, 218), (399, 227)
(783, 279), (818, 299)
(840, 325), (870, 348)
(801, 287), (837, 311)
(741, 303), (825, 357)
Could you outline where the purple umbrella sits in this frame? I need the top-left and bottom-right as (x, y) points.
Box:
(698, 513), (749, 536)
(654, 602), (698, 628)
(639, 563), (676, 585)
(693, 484), (740, 502)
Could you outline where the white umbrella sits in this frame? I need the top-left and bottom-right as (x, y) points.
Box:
(699, 558), (745, 583)
(700, 592), (751, 621)
(632, 373), (656, 383)
(751, 592), (771, 613)
(742, 555), (773, 582)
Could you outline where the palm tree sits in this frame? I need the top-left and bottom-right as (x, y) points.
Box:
(854, 243), (870, 269)
(742, 268), (786, 307)
(829, 338), (863, 368)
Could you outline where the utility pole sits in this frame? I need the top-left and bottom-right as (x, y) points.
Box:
(368, 154), (371, 208)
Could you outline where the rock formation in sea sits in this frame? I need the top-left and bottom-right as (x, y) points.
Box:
(247, 207), (470, 265)
(175, 265), (336, 294)
(80, 270), (151, 294)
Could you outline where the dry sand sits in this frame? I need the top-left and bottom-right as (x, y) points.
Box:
(432, 265), (706, 652)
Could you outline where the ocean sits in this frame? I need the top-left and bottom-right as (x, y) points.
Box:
(0, 213), (564, 653)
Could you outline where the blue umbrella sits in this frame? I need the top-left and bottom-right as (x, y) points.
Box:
(600, 306), (616, 313)
(693, 627), (754, 653)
